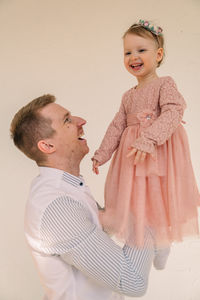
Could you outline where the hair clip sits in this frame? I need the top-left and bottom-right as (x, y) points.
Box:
(138, 19), (163, 36)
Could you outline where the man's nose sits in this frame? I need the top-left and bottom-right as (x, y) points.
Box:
(72, 116), (86, 127)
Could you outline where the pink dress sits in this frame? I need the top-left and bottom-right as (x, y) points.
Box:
(93, 76), (200, 247)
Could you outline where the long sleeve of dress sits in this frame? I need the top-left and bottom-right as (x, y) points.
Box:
(132, 77), (187, 154)
(92, 95), (127, 165)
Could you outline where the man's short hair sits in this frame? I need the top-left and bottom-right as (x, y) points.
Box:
(10, 94), (56, 164)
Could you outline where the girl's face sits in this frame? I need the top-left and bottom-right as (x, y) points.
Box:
(123, 33), (163, 81)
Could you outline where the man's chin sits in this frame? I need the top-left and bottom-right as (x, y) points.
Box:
(81, 145), (89, 157)
(85, 145), (90, 154)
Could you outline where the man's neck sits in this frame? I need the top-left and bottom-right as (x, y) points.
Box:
(38, 160), (80, 177)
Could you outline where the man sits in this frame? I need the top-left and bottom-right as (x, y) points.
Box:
(10, 94), (165, 300)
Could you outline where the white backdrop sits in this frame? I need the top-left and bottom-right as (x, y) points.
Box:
(1, 0), (200, 299)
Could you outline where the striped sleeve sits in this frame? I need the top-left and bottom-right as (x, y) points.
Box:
(40, 196), (154, 297)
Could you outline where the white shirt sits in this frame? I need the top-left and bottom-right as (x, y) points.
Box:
(24, 167), (154, 300)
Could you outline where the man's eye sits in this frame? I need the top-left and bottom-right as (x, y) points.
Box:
(64, 117), (72, 123)
(138, 49), (146, 53)
(125, 51), (131, 56)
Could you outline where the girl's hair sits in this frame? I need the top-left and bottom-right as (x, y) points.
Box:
(123, 23), (164, 67)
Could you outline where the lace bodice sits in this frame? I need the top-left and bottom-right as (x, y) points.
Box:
(93, 76), (186, 164)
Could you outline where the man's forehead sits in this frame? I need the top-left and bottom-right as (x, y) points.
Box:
(40, 103), (70, 118)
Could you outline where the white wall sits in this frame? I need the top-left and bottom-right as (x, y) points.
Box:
(1, 0), (200, 299)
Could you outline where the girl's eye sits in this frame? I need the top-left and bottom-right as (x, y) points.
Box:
(125, 52), (131, 56)
(138, 49), (146, 53)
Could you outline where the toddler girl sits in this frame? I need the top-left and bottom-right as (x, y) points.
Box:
(92, 20), (200, 254)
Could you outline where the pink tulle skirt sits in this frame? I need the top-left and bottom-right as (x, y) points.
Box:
(100, 123), (200, 247)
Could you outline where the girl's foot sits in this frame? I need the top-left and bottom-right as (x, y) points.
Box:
(153, 247), (170, 270)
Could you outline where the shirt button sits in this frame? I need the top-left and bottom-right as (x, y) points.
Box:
(79, 182), (83, 186)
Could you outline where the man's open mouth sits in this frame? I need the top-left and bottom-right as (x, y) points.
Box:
(78, 133), (85, 140)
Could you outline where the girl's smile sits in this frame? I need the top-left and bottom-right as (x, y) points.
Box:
(130, 63), (144, 71)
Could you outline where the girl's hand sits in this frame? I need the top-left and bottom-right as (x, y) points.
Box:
(92, 159), (100, 174)
(127, 147), (147, 165)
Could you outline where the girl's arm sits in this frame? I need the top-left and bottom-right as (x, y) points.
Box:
(92, 94), (127, 165)
(132, 77), (186, 154)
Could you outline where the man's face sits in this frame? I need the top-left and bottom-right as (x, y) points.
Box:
(40, 103), (89, 161)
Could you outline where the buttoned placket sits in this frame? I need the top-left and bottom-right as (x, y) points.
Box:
(77, 180), (100, 227)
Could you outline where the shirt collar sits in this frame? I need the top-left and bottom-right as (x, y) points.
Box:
(62, 172), (84, 187)
(39, 167), (84, 188)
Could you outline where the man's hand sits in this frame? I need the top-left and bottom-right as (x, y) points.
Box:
(92, 159), (100, 174)
(127, 147), (147, 165)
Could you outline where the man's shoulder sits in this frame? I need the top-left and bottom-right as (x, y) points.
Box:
(27, 171), (86, 211)
(27, 175), (76, 218)
(29, 173), (64, 202)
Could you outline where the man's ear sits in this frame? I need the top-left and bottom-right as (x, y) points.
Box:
(37, 140), (56, 154)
